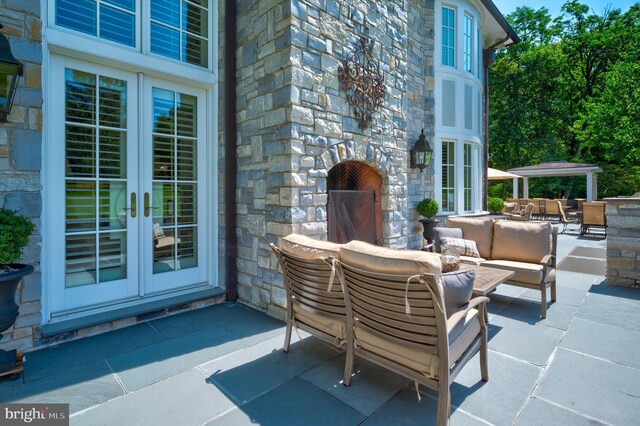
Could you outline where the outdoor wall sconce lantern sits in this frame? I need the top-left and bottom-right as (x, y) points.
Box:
(0, 24), (23, 123)
(410, 129), (433, 172)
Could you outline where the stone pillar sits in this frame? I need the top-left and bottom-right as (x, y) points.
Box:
(605, 195), (640, 288)
(0, 0), (43, 353)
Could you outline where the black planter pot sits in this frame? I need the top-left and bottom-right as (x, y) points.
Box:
(419, 218), (440, 244)
(0, 263), (34, 374)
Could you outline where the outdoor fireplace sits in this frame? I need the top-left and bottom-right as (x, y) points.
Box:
(326, 161), (382, 245)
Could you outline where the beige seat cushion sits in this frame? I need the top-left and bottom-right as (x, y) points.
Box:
(448, 308), (481, 367)
(279, 234), (342, 259)
(354, 308), (480, 376)
(460, 255), (485, 265)
(340, 240), (441, 276)
(293, 301), (346, 340)
(480, 259), (551, 285)
(445, 217), (494, 259)
(355, 326), (438, 377)
(491, 221), (552, 264)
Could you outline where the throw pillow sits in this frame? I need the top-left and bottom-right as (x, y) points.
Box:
(441, 270), (475, 318)
(434, 227), (463, 253)
(440, 237), (481, 258)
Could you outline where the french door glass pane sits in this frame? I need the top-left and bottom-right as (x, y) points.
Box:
(152, 87), (198, 274)
(100, 4), (135, 46)
(64, 68), (128, 288)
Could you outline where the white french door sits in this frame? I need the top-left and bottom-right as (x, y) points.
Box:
(50, 55), (208, 315)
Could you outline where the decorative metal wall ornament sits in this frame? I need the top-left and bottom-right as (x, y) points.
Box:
(338, 37), (385, 131)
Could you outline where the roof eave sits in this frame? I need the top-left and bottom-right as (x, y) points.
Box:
(480, 0), (520, 47)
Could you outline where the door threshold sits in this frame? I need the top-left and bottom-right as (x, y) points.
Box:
(42, 286), (225, 337)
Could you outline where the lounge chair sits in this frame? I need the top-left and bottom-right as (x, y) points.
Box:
(336, 241), (488, 426)
(504, 203), (534, 221)
(270, 235), (347, 353)
(581, 202), (607, 236)
(557, 200), (579, 233)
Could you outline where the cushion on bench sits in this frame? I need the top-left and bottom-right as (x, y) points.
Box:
(340, 240), (441, 276)
(491, 221), (552, 264)
(292, 300), (346, 340)
(445, 217), (495, 259)
(480, 260), (545, 285)
(280, 234), (342, 259)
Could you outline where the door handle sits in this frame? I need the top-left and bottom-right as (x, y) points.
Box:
(130, 193), (137, 218)
(144, 192), (159, 217)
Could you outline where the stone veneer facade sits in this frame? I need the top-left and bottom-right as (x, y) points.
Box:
(0, 0), (44, 353)
(234, 0), (436, 319)
(606, 196), (640, 288)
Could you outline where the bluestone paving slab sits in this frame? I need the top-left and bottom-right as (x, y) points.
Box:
(587, 281), (640, 301)
(217, 306), (286, 342)
(300, 353), (410, 416)
(578, 292), (640, 331)
(555, 271), (599, 291)
(448, 350), (542, 425)
(561, 318), (640, 369)
(210, 377), (365, 426)
(107, 326), (245, 391)
(492, 284), (527, 298)
(521, 285), (587, 307)
(496, 297), (579, 331)
(516, 397), (608, 426)
(487, 314), (565, 365)
(0, 360), (123, 414)
(361, 388), (486, 426)
(535, 348), (640, 425)
(202, 335), (340, 405)
(72, 368), (234, 426)
(149, 303), (251, 338)
(25, 323), (165, 381)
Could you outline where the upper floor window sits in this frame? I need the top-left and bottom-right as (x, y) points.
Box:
(56, 0), (136, 47)
(464, 14), (473, 73)
(442, 7), (455, 67)
(55, 0), (209, 68)
(151, 0), (209, 67)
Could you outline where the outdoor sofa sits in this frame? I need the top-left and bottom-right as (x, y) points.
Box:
(272, 235), (488, 426)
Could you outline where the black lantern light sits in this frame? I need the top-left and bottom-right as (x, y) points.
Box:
(410, 129), (433, 172)
(0, 24), (23, 122)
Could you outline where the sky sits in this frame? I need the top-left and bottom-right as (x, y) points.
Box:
(492, 0), (638, 17)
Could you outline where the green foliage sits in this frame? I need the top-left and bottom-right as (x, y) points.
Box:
(489, 2), (640, 198)
(416, 198), (439, 218)
(0, 209), (35, 265)
(487, 197), (505, 213)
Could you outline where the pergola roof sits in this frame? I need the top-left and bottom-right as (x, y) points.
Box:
(508, 161), (602, 177)
(487, 167), (522, 180)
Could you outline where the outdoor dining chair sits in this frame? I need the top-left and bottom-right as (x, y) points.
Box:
(556, 200), (579, 233)
(581, 202), (607, 236)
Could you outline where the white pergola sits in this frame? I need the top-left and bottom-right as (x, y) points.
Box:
(507, 162), (603, 201)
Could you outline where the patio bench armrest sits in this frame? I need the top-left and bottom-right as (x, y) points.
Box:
(540, 254), (555, 267)
(446, 296), (489, 331)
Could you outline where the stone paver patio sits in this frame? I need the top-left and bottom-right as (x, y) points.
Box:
(2, 227), (638, 425)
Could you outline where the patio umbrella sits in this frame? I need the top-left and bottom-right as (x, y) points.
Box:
(488, 167), (522, 180)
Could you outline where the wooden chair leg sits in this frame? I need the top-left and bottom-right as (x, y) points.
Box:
(436, 385), (451, 426)
(343, 340), (354, 387)
(283, 317), (293, 353)
(479, 304), (489, 382)
(551, 280), (557, 302)
(541, 286), (547, 319)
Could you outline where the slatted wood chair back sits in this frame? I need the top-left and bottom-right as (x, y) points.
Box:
(338, 261), (448, 382)
(270, 244), (346, 348)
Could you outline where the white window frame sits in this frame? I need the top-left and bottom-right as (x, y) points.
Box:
(463, 13), (473, 74)
(441, 140), (456, 213)
(463, 142), (472, 212)
(442, 5), (456, 68)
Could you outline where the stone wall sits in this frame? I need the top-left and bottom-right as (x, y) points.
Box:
(606, 196), (640, 288)
(0, 0), (43, 353)
(234, 0), (436, 317)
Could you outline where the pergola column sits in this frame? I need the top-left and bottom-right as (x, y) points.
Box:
(586, 172), (598, 201)
(523, 177), (529, 198)
(513, 177), (519, 199)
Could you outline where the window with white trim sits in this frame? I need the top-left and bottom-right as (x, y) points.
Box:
(477, 25), (482, 78)
(442, 141), (456, 213)
(464, 14), (473, 73)
(54, 0), (210, 68)
(464, 143), (472, 211)
(442, 7), (455, 67)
